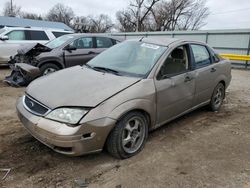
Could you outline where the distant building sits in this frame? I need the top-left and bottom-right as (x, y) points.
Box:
(0, 16), (73, 31)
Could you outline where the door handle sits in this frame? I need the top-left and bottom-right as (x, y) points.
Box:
(88, 51), (95, 55)
(210, 67), (216, 72)
(184, 76), (193, 82)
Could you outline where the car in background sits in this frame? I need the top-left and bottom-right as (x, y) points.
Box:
(16, 38), (231, 159)
(10, 34), (122, 75)
(4, 34), (122, 86)
(0, 27), (73, 65)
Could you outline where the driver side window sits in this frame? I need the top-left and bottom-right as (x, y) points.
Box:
(6, 30), (26, 40)
(157, 45), (189, 80)
(69, 37), (93, 49)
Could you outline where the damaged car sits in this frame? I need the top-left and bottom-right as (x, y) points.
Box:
(4, 34), (121, 86)
(17, 38), (231, 159)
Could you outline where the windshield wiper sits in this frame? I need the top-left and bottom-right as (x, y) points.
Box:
(92, 66), (121, 75)
(84, 64), (93, 69)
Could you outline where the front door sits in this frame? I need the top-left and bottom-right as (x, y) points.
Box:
(155, 45), (196, 125)
(64, 37), (97, 67)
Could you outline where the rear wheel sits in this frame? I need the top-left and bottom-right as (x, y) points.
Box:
(106, 111), (148, 159)
(209, 82), (225, 111)
(40, 63), (60, 76)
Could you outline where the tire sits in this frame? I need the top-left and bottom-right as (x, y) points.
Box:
(209, 82), (225, 111)
(106, 111), (148, 159)
(40, 63), (60, 76)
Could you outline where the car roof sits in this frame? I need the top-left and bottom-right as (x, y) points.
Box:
(0, 16), (73, 31)
(127, 37), (207, 47)
(141, 37), (183, 47)
(66, 33), (124, 41)
(3, 26), (73, 33)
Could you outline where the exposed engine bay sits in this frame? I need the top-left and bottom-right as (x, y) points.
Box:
(4, 43), (51, 87)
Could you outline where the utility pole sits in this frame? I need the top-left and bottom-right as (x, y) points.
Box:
(136, 0), (141, 32)
(10, 0), (13, 17)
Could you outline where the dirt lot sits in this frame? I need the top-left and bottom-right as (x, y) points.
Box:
(0, 68), (250, 188)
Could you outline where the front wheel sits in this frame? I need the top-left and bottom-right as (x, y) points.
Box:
(106, 111), (148, 159)
(40, 63), (60, 76)
(209, 83), (225, 111)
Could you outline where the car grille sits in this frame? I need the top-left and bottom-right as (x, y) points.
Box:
(23, 95), (50, 116)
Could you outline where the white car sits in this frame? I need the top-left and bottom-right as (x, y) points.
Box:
(0, 27), (73, 65)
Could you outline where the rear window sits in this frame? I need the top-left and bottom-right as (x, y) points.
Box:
(191, 44), (211, 68)
(52, 32), (70, 38)
(28, 30), (49, 40)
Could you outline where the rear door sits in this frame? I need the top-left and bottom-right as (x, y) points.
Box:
(190, 44), (220, 106)
(64, 37), (96, 67)
(94, 36), (114, 54)
(155, 44), (196, 125)
(0, 30), (29, 62)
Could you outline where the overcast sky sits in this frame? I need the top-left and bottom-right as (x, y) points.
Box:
(3, 0), (250, 30)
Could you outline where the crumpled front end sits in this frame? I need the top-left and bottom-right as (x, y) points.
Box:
(4, 43), (51, 87)
(4, 63), (41, 87)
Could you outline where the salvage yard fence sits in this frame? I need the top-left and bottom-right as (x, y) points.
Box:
(109, 29), (250, 69)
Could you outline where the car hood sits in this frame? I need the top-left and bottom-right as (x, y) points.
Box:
(26, 66), (141, 109)
(17, 43), (52, 56)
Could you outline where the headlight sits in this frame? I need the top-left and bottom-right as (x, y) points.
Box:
(46, 108), (88, 124)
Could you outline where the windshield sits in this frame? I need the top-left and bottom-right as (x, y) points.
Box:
(46, 35), (74, 49)
(87, 41), (167, 77)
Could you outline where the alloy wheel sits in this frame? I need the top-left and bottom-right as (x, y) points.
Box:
(121, 116), (146, 154)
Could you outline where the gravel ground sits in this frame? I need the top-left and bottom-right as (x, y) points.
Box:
(0, 68), (250, 188)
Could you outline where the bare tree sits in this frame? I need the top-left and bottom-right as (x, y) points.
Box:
(176, 0), (209, 30)
(2, 1), (21, 17)
(116, 0), (209, 32)
(116, 10), (137, 32)
(21, 12), (43, 20)
(73, 14), (113, 33)
(46, 3), (74, 26)
(116, 0), (161, 32)
(88, 14), (113, 33)
(151, 0), (209, 31)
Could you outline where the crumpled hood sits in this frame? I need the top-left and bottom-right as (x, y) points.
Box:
(26, 66), (141, 109)
(17, 43), (52, 56)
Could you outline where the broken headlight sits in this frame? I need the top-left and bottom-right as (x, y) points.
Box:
(46, 108), (88, 124)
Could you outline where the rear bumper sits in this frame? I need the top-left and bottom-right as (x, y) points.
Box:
(16, 97), (116, 156)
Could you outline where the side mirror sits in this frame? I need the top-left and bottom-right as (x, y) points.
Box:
(64, 45), (77, 51)
(0, 35), (9, 41)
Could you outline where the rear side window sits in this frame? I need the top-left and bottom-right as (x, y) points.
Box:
(96, 37), (113, 48)
(191, 44), (211, 68)
(6, 30), (26, 40)
(52, 32), (69, 38)
(28, 30), (49, 40)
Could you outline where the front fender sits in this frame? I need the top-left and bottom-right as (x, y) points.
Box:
(108, 99), (156, 130)
(37, 57), (65, 68)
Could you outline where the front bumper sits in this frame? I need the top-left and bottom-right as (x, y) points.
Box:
(16, 97), (116, 156)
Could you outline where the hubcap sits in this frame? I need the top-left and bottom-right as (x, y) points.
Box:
(122, 117), (145, 154)
(213, 86), (223, 109)
(43, 68), (57, 75)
